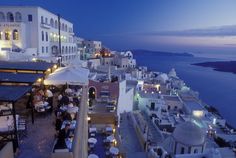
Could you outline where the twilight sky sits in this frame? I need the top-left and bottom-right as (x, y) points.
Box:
(0, 0), (236, 57)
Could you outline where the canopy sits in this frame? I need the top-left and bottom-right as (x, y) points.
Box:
(0, 61), (54, 72)
(44, 66), (89, 85)
(0, 72), (43, 84)
(0, 85), (32, 102)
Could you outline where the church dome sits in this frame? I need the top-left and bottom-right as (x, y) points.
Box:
(173, 121), (205, 146)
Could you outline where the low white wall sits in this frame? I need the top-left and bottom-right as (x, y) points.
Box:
(0, 142), (14, 158)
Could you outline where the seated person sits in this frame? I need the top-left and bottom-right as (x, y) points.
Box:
(54, 122), (71, 151)
(58, 123), (70, 139)
(62, 112), (72, 121)
(55, 115), (63, 132)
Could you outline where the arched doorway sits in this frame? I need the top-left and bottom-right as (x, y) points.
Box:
(88, 87), (96, 99)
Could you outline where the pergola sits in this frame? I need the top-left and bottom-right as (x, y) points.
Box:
(0, 85), (32, 151)
(0, 61), (56, 74)
(0, 72), (44, 85)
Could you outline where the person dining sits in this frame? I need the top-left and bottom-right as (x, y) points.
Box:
(55, 115), (63, 132)
(45, 89), (53, 113)
(58, 123), (70, 139)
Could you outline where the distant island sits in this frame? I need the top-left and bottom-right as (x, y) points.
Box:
(131, 49), (194, 57)
(193, 61), (236, 74)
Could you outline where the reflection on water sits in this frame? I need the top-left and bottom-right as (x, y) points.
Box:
(134, 53), (236, 128)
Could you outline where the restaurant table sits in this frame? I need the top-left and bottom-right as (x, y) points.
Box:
(34, 101), (49, 112)
(61, 120), (76, 130)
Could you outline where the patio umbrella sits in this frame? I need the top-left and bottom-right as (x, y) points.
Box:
(109, 147), (119, 155)
(88, 137), (97, 144)
(44, 66), (89, 85)
(88, 154), (99, 158)
(106, 135), (115, 142)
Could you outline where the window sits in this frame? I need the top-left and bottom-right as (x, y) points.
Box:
(50, 18), (54, 27)
(42, 46), (44, 53)
(13, 29), (19, 40)
(181, 147), (185, 154)
(28, 15), (33, 22)
(0, 12), (5, 22)
(62, 46), (64, 54)
(55, 20), (58, 29)
(41, 31), (44, 41)
(46, 32), (48, 41)
(45, 18), (48, 24)
(46, 47), (48, 53)
(62, 23), (65, 31)
(65, 25), (67, 32)
(41, 16), (44, 24)
(5, 31), (10, 40)
(15, 12), (22, 22)
(6, 12), (14, 22)
(65, 46), (68, 54)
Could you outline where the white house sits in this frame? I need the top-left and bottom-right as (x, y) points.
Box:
(0, 6), (77, 63)
(82, 40), (102, 59)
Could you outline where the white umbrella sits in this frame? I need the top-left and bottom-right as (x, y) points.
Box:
(88, 154), (99, 158)
(88, 137), (97, 144)
(44, 66), (89, 85)
(109, 147), (119, 155)
(106, 135), (115, 142)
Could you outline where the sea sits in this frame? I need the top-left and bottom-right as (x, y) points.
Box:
(133, 52), (236, 128)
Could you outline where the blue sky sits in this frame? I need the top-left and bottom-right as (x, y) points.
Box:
(0, 0), (236, 56)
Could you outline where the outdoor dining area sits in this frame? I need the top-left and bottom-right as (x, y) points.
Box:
(0, 60), (89, 158)
(52, 86), (82, 153)
(88, 125), (121, 158)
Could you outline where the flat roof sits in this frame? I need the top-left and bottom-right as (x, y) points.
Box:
(185, 101), (205, 111)
(0, 72), (44, 84)
(163, 95), (180, 102)
(0, 85), (32, 102)
(0, 61), (54, 72)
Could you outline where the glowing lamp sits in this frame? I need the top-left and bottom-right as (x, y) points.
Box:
(193, 110), (203, 118)
(87, 117), (91, 121)
(37, 78), (42, 82)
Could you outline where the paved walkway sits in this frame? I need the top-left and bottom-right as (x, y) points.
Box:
(17, 113), (55, 158)
(119, 113), (147, 158)
(141, 111), (164, 145)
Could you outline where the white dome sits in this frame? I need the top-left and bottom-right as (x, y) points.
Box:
(169, 68), (177, 78)
(158, 73), (169, 83)
(173, 121), (205, 146)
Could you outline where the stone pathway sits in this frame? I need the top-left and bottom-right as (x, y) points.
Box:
(119, 113), (147, 158)
(17, 113), (55, 158)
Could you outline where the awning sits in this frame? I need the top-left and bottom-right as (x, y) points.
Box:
(0, 85), (32, 102)
(0, 61), (55, 72)
(44, 66), (89, 85)
(0, 72), (43, 84)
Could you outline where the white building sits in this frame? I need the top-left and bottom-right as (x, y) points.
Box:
(0, 6), (77, 63)
(82, 40), (102, 59)
(113, 51), (136, 68)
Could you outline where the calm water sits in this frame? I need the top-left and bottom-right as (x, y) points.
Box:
(133, 53), (236, 128)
